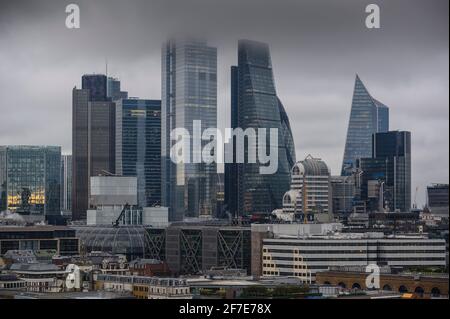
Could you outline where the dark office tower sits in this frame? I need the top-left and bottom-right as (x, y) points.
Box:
(88, 101), (116, 176)
(72, 88), (90, 220)
(72, 75), (116, 220)
(372, 131), (410, 158)
(116, 99), (161, 207)
(161, 38), (217, 221)
(107, 77), (128, 101)
(228, 39), (296, 216)
(358, 131), (411, 212)
(374, 131), (411, 212)
(0, 146), (61, 220)
(82, 74), (108, 102)
(357, 158), (389, 212)
(427, 184), (449, 217)
(342, 75), (389, 176)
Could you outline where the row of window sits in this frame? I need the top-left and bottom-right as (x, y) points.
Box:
(263, 241), (444, 247)
(265, 249), (446, 255)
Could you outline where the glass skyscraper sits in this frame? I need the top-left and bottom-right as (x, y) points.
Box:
(116, 98), (161, 208)
(161, 38), (217, 221)
(358, 131), (411, 212)
(226, 39), (296, 216)
(107, 77), (128, 101)
(72, 88), (90, 220)
(342, 75), (389, 176)
(0, 146), (61, 218)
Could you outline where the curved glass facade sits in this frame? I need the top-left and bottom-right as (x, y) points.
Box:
(74, 226), (153, 261)
(232, 39), (296, 215)
(341, 75), (389, 175)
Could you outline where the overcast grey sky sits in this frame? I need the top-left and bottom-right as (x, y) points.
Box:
(0, 0), (448, 206)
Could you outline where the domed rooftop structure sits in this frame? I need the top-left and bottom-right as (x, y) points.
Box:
(292, 155), (330, 177)
(73, 226), (153, 261)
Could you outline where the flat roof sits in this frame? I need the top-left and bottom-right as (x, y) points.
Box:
(0, 226), (73, 232)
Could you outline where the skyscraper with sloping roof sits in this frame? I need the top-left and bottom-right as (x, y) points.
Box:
(341, 75), (389, 176)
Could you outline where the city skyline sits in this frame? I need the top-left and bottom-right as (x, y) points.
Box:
(0, 0), (448, 207)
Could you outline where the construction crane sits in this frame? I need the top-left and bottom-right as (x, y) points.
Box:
(112, 203), (130, 227)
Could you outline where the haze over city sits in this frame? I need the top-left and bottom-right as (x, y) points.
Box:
(0, 0), (448, 206)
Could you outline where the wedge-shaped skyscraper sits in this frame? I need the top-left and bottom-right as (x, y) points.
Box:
(341, 75), (389, 176)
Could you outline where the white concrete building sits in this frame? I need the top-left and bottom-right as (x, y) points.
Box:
(89, 176), (137, 207)
(281, 155), (333, 223)
(87, 176), (169, 226)
(262, 233), (446, 282)
(142, 207), (169, 227)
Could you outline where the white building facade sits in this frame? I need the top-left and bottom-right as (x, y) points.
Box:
(262, 233), (446, 282)
(281, 155), (332, 223)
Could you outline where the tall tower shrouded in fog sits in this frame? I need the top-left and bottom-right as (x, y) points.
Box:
(225, 39), (296, 217)
(161, 38), (218, 221)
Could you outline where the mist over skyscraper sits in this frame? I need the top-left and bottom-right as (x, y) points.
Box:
(161, 38), (218, 221)
(0, 0), (448, 304)
(225, 40), (296, 217)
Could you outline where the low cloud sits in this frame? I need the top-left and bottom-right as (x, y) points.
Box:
(0, 0), (448, 206)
